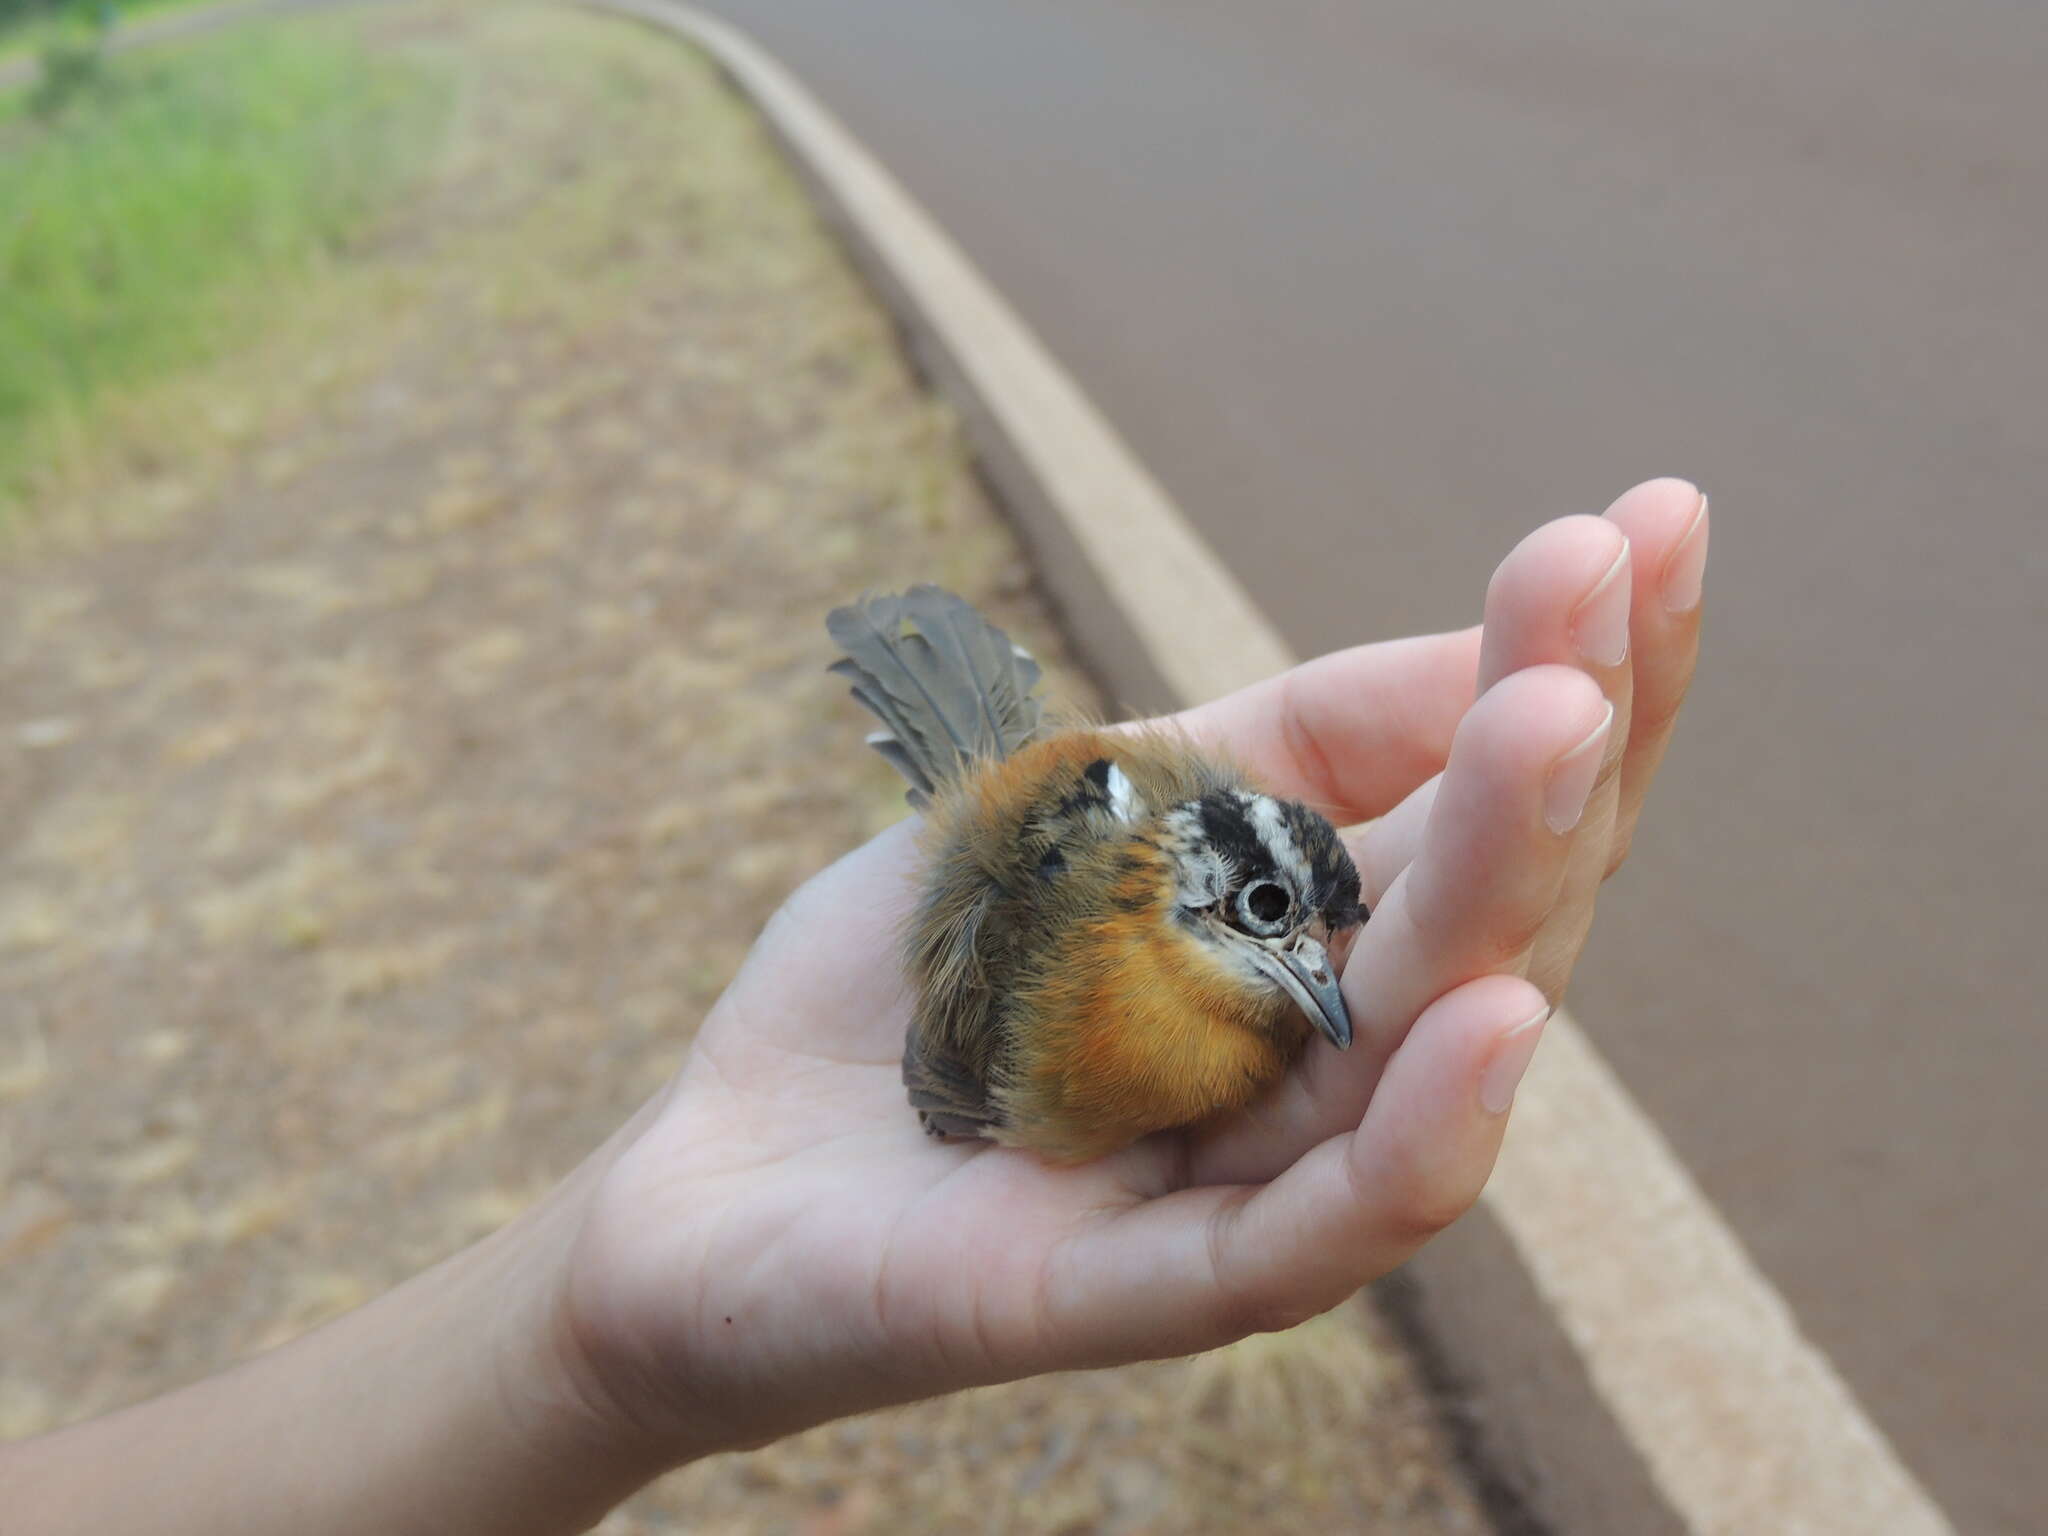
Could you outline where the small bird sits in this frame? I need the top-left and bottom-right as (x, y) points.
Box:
(829, 586), (1365, 1163)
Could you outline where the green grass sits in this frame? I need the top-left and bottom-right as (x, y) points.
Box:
(1, 0), (222, 68)
(0, 16), (450, 505)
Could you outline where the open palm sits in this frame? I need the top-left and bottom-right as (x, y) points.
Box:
(563, 481), (1708, 1456)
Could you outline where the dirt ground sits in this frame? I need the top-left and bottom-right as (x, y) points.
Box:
(0, 5), (1490, 1531)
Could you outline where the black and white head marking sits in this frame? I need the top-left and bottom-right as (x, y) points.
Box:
(1157, 789), (1362, 1048)
(1160, 790), (1363, 930)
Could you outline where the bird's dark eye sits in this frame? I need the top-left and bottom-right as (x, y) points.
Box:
(1238, 880), (1292, 933)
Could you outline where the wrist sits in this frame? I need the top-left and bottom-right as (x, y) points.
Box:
(473, 1142), (692, 1513)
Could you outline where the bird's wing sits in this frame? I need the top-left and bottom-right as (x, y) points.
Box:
(901, 1032), (999, 1142)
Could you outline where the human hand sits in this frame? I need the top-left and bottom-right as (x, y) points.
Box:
(553, 479), (1708, 1462)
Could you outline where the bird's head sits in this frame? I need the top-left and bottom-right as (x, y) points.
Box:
(1157, 789), (1365, 1049)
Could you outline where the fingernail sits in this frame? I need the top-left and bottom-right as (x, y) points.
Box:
(1571, 544), (1632, 667)
(1661, 493), (1710, 614)
(1544, 701), (1613, 834)
(1480, 1006), (1551, 1114)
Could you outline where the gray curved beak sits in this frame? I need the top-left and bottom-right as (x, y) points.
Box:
(1247, 933), (1352, 1050)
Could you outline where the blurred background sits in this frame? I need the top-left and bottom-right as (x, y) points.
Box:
(3, 1), (2043, 1531)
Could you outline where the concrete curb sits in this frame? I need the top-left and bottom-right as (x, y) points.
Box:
(584, 7), (1960, 1531)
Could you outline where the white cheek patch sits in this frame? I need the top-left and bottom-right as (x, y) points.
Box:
(1161, 804), (1231, 909)
(1186, 847), (1232, 908)
(1105, 762), (1142, 824)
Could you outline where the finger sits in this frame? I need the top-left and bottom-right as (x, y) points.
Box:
(1161, 628), (1482, 825)
(1601, 483), (1708, 871)
(1189, 665), (1609, 1184)
(1349, 666), (1610, 1052)
(1344, 772), (1437, 909)
(1040, 975), (1550, 1363)
(1475, 513), (1636, 694)
(1512, 482), (1704, 995)
(715, 818), (923, 1064)
(1348, 511), (1637, 910)
(1468, 511), (1635, 999)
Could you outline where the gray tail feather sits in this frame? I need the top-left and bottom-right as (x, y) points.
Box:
(827, 586), (1045, 806)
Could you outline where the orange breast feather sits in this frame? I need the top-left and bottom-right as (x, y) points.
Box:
(999, 847), (1302, 1161)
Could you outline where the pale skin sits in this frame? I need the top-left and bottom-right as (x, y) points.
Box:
(5, 480), (1708, 1535)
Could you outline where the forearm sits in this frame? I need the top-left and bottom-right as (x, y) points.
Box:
(3, 1173), (670, 1536)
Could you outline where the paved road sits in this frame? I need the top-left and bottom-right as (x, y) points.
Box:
(699, 1), (2046, 1527)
